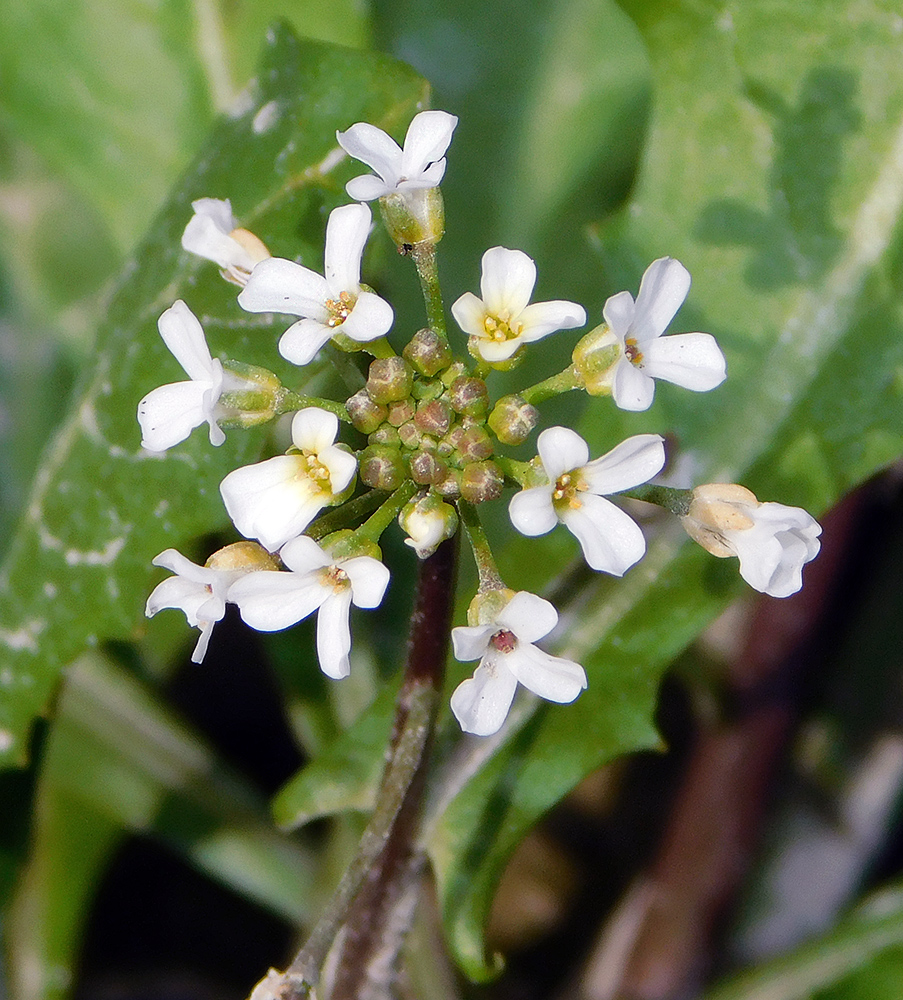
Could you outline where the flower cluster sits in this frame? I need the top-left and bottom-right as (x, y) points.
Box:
(139, 110), (821, 737)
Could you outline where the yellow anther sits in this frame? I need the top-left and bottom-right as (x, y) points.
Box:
(625, 336), (644, 366)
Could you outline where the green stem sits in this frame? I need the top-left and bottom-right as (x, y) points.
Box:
(619, 484), (694, 516)
(494, 456), (536, 488)
(457, 500), (505, 592)
(520, 364), (583, 406)
(361, 336), (397, 359)
(355, 481), (419, 545)
(411, 242), (447, 342)
(272, 389), (351, 422)
(305, 491), (388, 541)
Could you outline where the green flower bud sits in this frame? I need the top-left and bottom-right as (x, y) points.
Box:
(359, 444), (406, 490)
(387, 398), (416, 427)
(433, 468), (462, 497)
(572, 323), (621, 396)
(217, 361), (285, 428)
(369, 425), (401, 448)
(488, 394), (538, 446)
(466, 587), (516, 627)
(414, 398), (453, 437)
(403, 327), (453, 376)
(460, 460), (504, 503)
(366, 356), (414, 404)
(398, 493), (458, 559)
(398, 420), (422, 449)
(346, 389), (388, 434)
(449, 376), (489, 417)
(457, 425), (493, 462)
(320, 528), (382, 562)
(408, 450), (447, 485)
(206, 540), (280, 573)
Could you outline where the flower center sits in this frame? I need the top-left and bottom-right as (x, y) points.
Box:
(299, 451), (333, 489)
(624, 336), (644, 367)
(490, 629), (518, 654)
(483, 310), (523, 343)
(325, 290), (356, 328)
(552, 471), (585, 510)
(320, 565), (350, 593)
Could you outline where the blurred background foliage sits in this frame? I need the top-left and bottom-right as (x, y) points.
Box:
(2, 0), (903, 998)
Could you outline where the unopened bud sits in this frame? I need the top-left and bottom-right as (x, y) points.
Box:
(572, 324), (620, 396)
(359, 444), (406, 490)
(367, 356), (414, 404)
(434, 468), (462, 497)
(681, 484), (758, 557)
(414, 398), (453, 437)
(346, 389), (388, 434)
(408, 450), (448, 485)
(460, 460), (504, 503)
(457, 425), (493, 462)
(218, 362), (286, 428)
(466, 587), (517, 627)
(379, 187), (446, 249)
(369, 425), (401, 448)
(488, 394), (538, 445)
(449, 376), (489, 417)
(398, 493), (458, 559)
(206, 541), (279, 573)
(387, 398), (416, 427)
(397, 421), (421, 449)
(320, 528), (382, 562)
(404, 327), (453, 376)
(222, 228), (271, 286)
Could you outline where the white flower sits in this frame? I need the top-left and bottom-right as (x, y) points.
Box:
(145, 551), (237, 663)
(398, 493), (458, 560)
(181, 197), (270, 286)
(451, 247), (586, 363)
(336, 110), (458, 200)
(137, 300), (226, 451)
(237, 203), (393, 366)
(509, 427), (665, 575)
(681, 484), (821, 598)
(450, 591), (587, 736)
(228, 535), (390, 679)
(603, 257), (726, 411)
(220, 407), (357, 551)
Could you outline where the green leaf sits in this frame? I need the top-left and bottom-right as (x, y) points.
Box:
(424, 0), (903, 979)
(704, 884), (903, 1000)
(0, 27), (430, 770)
(7, 652), (317, 1000)
(0, 0), (370, 254)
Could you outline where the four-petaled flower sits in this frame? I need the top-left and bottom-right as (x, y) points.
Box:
(603, 257), (726, 411)
(450, 591), (587, 736)
(145, 548), (254, 663)
(181, 198), (270, 286)
(681, 484), (822, 598)
(220, 408), (357, 552)
(452, 247), (586, 363)
(228, 536), (390, 679)
(237, 203), (393, 366)
(337, 110), (458, 201)
(138, 300), (227, 451)
(509, 427), (666, 575)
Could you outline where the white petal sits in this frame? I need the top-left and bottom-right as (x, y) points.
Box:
(537, 426), (589, 480)
(517, 300), (586, 341)
(632, 257), (691, 340)
(138, 381), (209, 452)
(320, 445), (357, 495)
(278, 535), (330, 573)
(291, 407), (339, 452)
(451, 292), (488, 338)
(190, 621), (216, 663)
(324, 203), (370, 293)
(508, 486), (557, 537)
(479, 247), (536, 317)
(336, 123), (402, 184)
(452, 625), (496, 662)
(345, 174), (392, 201)
(450, 659), (519, 736)
(398, 160), (446, 190)
(505, 643), (586, 703)
(158, 301), (214, 382)
(230, 570), (326, 630)
(496, 591), (558, 645)
(152, 548), (210, 579)
(400, 110), (458, 179)
(238, 258), (329, 318)
(317, 590), (354, 679)
(146, 574), (209, 622)
(220, 455), (322, 550)
(472, 335), (523, 363)
(611, 358), (656, 411)
(341, 291), (394, 343)
(602, 290), (635, 339)
(182, 214), (255, 274)
(581, 434), (666, 495)
(278, 318), (334, 366)
(643, 333), (727, 390)
(344, 557), (391, 609)
(189, 197), (236, 232)
(562, 495), (646, 575)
